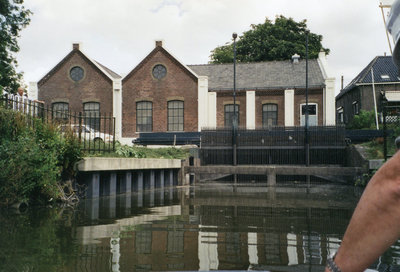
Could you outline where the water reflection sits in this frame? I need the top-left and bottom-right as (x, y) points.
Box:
(1, 184), (400, 271)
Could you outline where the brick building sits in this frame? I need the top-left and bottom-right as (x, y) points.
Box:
(336, 56), (400, 125)
(32, 40), (336, 145)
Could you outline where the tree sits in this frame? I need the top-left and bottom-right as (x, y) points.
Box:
(0, 0), (32, 94)
(209, 15), (330, 64)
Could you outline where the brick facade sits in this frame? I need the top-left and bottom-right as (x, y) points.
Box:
(215, 88), (324, 127)
(122, 44), (198, 138)
(255, 89), (285, 126)
(216, 91), (247, 127)
(33, 41), (333, 143)
(38, 48), (113, 115)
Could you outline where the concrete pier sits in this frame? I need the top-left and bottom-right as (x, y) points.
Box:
(76, 158), (182, 198)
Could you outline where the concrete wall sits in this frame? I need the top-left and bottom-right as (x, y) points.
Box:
(77, 157), (182, 171)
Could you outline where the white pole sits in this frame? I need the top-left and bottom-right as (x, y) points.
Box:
(371, 68), (379, 130)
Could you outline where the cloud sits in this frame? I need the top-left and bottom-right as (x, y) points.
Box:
(15, 0), (394, 94)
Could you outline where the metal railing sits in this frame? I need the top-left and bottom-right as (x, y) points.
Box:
(201, 126), (346, 166)
(1, 94), (115, 153)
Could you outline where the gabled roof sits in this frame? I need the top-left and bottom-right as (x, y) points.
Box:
(122, 42), (198, 83)
(336, 56), (400, 99)
(95, 61), (122, 80)
(188, 59), (325, 91)
(38, 44), (121, 87)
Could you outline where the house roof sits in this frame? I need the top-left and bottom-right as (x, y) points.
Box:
(38, 45), (121, 87)
(95, 61), (122, 80)
(336, 56), (400, 100)
(122, 42), (198, 83)
(187, 59), (326, 91)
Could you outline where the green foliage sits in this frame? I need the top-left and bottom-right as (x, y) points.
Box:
(141, 146), (189, 159)
(0, 108), (82, 206)
(209, 15), (330, 64)
(115, 143), (146, 158)
(0, 0), (32, 93)
(85, 142), (189, 160)
(346, 110), (377, 130)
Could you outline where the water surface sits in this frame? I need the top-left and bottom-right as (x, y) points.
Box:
(1, 184), (399, 272)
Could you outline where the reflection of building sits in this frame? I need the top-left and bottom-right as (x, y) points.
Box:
(67, 187), (355, 271)
(32, 41), (335, 144)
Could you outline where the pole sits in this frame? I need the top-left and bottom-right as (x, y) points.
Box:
(380, 3), (393, 55)
(305, 30), (310, 167)
(371, 68), (379, 130)
(382, 93), (388, 161)
(233, 32), (237, 167)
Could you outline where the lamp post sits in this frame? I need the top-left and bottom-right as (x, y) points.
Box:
(233, 32), (237, 166)
(305, 29), (310, 167)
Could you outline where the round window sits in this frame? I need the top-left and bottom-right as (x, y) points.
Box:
(152, 64), (167, 80)
(70, 66), (84, 81)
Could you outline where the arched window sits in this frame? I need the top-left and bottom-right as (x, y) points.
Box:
(168, 100), (184, 131)
(136, 101), (153, 132)
(225, 104), (239, 128)
(262, 103), (277, 127)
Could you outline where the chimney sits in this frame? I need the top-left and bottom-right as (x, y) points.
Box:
(155, 40), (164, 48)
(72, 42), (83, 50)
(292, 53), (300, 63)
(318, 49), (326, 59)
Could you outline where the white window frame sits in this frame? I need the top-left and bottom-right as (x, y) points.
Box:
(300, 103), (318, 126)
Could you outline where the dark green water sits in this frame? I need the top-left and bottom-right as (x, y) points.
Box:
(1, 184), (399, 272)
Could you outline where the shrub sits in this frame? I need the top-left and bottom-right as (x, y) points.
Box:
(0, 108), (82, 206)
(347, 110), (376, 130)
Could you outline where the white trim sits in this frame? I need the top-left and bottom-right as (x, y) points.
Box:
(113, 79), (122, 141)
(300, 103), (318, 126)
(355, 82), (400, 86)
(246, 91), (256, 129)
(284, 89), (294, 126)
(37, 42), (119, 82)
(122, 41), (199, 81)
(207, 92), (217, 128)
(198, 76), (208, 131)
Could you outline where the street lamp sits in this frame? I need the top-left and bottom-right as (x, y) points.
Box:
(232, 32), (237, 166)
(305, 29), (310, 167)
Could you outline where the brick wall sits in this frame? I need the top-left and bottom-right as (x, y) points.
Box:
(215, 88), (324, 127)
(122, 47), (198, 138)
(38, 50), (113, 115)
(216, 91), (247, 127)
(255, 89), (285, 126)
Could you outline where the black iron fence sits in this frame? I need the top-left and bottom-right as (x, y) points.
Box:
(201, 126), (346, 166)
(1, 94), (115, 153)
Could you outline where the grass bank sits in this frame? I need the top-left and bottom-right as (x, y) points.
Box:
(83, 142), (190, 159)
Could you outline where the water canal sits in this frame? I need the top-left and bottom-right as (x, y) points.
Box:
(1, 183), (400, 272)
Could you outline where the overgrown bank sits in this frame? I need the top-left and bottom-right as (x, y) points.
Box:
(0, 108), (82, 207)
(0, 107), (190, 207)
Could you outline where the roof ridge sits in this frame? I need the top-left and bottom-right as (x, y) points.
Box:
(188, 59), (317, 67)
(359, 56), (379, 83)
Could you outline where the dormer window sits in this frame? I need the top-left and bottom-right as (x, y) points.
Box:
(381, 75), (390, 80)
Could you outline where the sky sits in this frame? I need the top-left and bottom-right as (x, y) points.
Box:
(15, 0), (395, 96)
